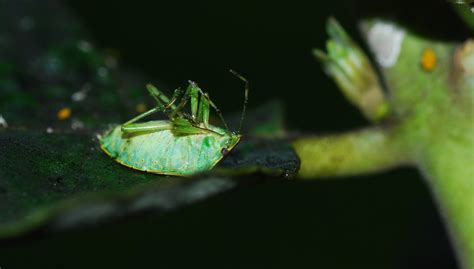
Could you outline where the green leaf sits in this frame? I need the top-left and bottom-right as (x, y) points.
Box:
(0, 130), (299, 240)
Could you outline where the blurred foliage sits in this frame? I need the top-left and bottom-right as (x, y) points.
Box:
(0, 0), (464, 268)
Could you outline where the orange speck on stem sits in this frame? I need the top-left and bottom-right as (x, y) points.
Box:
(421, 48), (437, 71)
(57, 107), (71, 120)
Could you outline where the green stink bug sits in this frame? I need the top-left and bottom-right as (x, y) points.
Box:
(99, 70), (249, 176)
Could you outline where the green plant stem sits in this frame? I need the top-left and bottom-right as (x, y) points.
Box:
(296, 18), (474, 267)
(293, 126), (411, 178)
(293, 123), (474, 267)
(418, 126), (474, 269)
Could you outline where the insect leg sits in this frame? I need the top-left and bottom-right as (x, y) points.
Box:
(146, 84), (168, 110)
(172, 117), (219, 135)
(169, 82), (197, 119)
(146, 84), (179, 111)
(121, 107), (162, 132)
(197, 93), (210, 127)
(168, 88), (182, 109)
(194, 87), (230, 132)
(122, 120), (173, 134)
(188, 82), (200, 120)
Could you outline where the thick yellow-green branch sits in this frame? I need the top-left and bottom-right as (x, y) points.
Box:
(293, 127), (411, 178)
(298, 18), (474, 267)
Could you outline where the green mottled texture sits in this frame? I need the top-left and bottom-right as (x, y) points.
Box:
(293, 19), (474, 268)
(100, 122), (240, 176)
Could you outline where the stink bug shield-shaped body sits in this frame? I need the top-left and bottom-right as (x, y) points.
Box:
(100, 71), (249, 176)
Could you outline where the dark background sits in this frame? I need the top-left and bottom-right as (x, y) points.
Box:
(1, 0), (470, 268)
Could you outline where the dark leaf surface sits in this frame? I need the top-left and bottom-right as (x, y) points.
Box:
(0, 129), (299, 240)
(0, 0), (299, 240)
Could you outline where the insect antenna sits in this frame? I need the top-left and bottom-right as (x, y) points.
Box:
(229, 69), (249, 135)
(205, 92), (231, 133)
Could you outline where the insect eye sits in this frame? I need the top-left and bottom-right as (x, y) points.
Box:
(221, 148), (229, 156)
